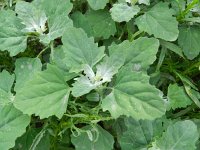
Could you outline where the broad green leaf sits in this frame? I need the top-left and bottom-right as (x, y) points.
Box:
(14, 58), (42, 92)
(14, 128), (50, 150)
(167, 84), (192, 110)
(72, 54), (124, 97)
(61, 27), (105, 73)
(71, 11), (94, 37)
(0, 10), (27, 56)
(110, 3), (140, 22)
(152, 120), (199, 150)
(0, 70), (14, 107)
(71, 125), (114, 150)
(36, 0), (73, 16)
(101, 65), (166, 120)
(0, 70), (14, 93)
(109, 37), (159, 71)
(15, 1), (47, 34)
(119, 117), (163, 150)
(138, 0), (150, 5)
(38, 0), (73, 44)
(87, 0), (109, 10)
(135, 2), (179, 41)
(178, 26), (200, 60)
(86, 10), (116, 39)
(14, 64), (70, 119)
(0, 104), (30, 150)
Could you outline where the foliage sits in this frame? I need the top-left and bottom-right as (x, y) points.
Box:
(0, 0), (200, 149)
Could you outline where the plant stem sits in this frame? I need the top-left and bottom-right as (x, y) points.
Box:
(37, 46), (49, 58)
(130, 30), (143, 41)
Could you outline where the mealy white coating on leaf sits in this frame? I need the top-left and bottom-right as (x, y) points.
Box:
(138, 0), (150, 5)
(15, 1), (47, 34)
(110, 3), (140, 22)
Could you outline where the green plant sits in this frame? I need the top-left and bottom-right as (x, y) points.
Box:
(0, 0), (200, 150)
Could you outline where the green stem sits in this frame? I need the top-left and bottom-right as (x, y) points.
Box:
(37, 46), (49, 58)
(183, 61), (200, 74)
(130, 30), (143, 41)
(50, 41), (54, 61)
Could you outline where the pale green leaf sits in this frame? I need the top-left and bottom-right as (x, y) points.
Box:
(86, 10), (116, 39)
(72, 54), (124, 97)
(14, 64), (70, 119)
(15, 1), (47, 34)
(153, 120), (199, 150)
(71, 11), (94, 37)
(138, 0), (150, 5)
(0, 10), (27, 56)
(178, 26), (200, 60)
(101, 65), (166, 120)
(87, 0), (109, 10)
(0, 104), (30, 150)
(167, 84), (192, 110)
(61, 27), (105, 73)
(110, 3), (140, 22)
(38, 0), (73, 44)
(109, 37), (159, 71)
(14, 58), (42, 92)
(119, 117), (163, 150)
(71, 125), (114, 150)
(0, 70), (14, 107)
(135, 2), (179, 41)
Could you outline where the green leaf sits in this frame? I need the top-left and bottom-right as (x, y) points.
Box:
(71, 125), (114, 150)
(72, 54), (124, 97)
(14, 64), (70, 119)
(160, 40), (184, 58)
(109, 37), (160, 71)
(178, 26), (200, 60)
(15, 1), (47, 34)
(119, 117), (163, 150)
(86, 10), (116, 39)
(167, 84), (192, 110)
(87, 0), (109, 10)
(101, 65), (166, 120)
(110, 3), (140, 22)
(0, 10), (27, 56)
(14, 58), (42, 92)
(38, 0), (73, 44)
(152, 120), (199, 150)
(61, 27), (105, 73)
(71, 11), (94, 37)
(135, 2), (179, 41)
(0, 70), (14, 93)
(0, 70), (15, 107)
(138, 0), (150, 5)
(0, 104), (30, 150)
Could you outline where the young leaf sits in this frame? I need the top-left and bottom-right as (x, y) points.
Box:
(0, 10), (27, 56)
(87, 0), (109, 10)
(15, 1), (47, 34)
(138, 0), (150, 5)
(14, 64), (70, 119)
(38, 0), (73, 44)
(101, 65), (166, 120)
(61, 27), (105, 73)
(167, 84), (192, 110)
(72, 54), (124, 97)
(71, 125), (114, 150)
(14, 58), (42, 92)
(0, 104), (30, 150)
(109, 37), (159, 71)
(135, 2), (179, 41)
(110, 3), (140, 22)
(152, 120), (199, 150)
(178, 26), (200, 60)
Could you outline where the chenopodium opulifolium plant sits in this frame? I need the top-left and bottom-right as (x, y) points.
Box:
(0, 0), (200, 150)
